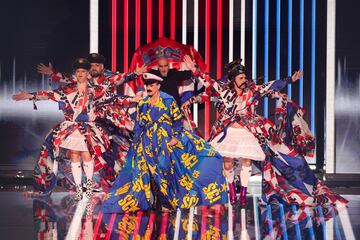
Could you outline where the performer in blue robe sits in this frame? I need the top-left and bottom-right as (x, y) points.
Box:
(101, 73), (228, 213)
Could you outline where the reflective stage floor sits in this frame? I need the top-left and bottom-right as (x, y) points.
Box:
(0, 189), (359, 239)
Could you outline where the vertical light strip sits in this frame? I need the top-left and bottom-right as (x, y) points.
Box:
(147, 212), (156, 237)
(24, 72), (27, 91)
(194, 0), (199, 49)
(227, 203), (233, 238)
(13, 57), (16, 94)
(287, 0), (293, 98)
(304, 207), (315, 238)
(160, 213), (169, 236)
(205, 0), (211, 139)
(65, 198), (89, 240)
(41, 74), (45, 90)
(241, 209), (247, 235)
(252, 0), (257, 81)
(264, 0), (269, 118)
(325, 215), (334, 240)
(187, 207), (194, 239)
(240, 0), (246, 63)
(90, 0), (99, 53)
(182, 0), (198, 127)
(92, 212), (103, 239)
(147, 0), (152, 43)
(229, 0), (234, 62)
(193, 0), (199, 126)
(105, 213), (116, 240)
(310, 0), (316, 133)
(200, 207), (208, 238)
(215, 0), (222, 122)
(171, 0), (176, 40)
(266, 205), (273, 237)
(316, 206), (327, 239)
(159, 0), (164, 38)
(330, 206), (342, 239)
(291, 204), (302, 239)
(123, 0), (129, 72)
(276, 0), (281, 85)
(133, 211), (143, 237)
(253, 196), (261, 240)
(135, 0), (141, 48)
(279, 204), (288, 239)
(217, 0), (222, 79)
(93, 211), (103, 239)
(337, 207), (356, 240)
(214, 207), (221, 239)
(174, 209), (181, 240)
(182, 0), (187, 44)
(299, 0), (304, 107)
(326, 0), (336, 174)
(111, 0), (117, 71)
(118, 213), (129, 240)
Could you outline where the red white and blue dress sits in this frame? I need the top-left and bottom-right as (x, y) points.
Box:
(190, 69), (347, 207)
(32, 81), (134, 195)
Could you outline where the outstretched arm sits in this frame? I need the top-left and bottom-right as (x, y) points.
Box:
(183, 55), (223, 98)
(37, 63), (74, 84)
(94, 95), (140, 131)
(108, 63), (147, 86)
(180, 92), (209, 111)
(254, 70), (303, 98)
(12, 89), (63, 102)
(12, 91), (34, 101)
(101, 94), (142, 108)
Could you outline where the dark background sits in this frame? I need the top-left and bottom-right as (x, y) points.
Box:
(335, 0), (360, 173)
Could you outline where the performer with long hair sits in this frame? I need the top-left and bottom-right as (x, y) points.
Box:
(183, 55), (347, 207)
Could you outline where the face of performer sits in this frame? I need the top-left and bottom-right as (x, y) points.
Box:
(145, 82), (161, 97)
(89, 63), (104, 78)
(234, 73), (248, 90)
(75, 68), (89, 83)
(157, 57), (170, 77)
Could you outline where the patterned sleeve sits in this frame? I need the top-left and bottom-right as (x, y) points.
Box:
(254, 77), (292, 98)
(111, 95), (135, 106)
(49, 70), (75, 84)
(169, 98), (183, 139)
(107, 71), (138, 86)
(191, 69), (222, 97)
(94, 95), (134, 114)
(31, 88), (64, 102)
(187, 93), (210, 104)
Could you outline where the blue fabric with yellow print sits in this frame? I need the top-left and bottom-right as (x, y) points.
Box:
(101, 91), (228, 213)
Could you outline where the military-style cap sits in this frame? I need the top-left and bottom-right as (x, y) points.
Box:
(225, 59), (246, 81)
(87, 53), (106, 64)
(143, 73), (164, 84)
(72, 58), (91, 70)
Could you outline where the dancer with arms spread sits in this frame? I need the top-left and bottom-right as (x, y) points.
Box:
(101, 73), (228, 213)
(13, 58), (140, 199)
(183, 55), (347, 207)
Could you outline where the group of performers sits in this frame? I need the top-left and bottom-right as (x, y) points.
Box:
(12, 46), (348, 214)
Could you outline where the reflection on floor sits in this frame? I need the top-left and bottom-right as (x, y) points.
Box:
(0, 191), (357, 239)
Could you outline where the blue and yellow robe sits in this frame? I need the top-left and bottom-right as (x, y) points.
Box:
(101, 91), (228, 213)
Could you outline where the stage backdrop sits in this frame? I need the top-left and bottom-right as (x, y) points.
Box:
(334, 1), (360, 173)
(1, 0), (330, 170)
(0, 0), (90, 170)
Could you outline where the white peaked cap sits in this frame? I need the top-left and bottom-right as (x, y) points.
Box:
(142, 73), (164, 82)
